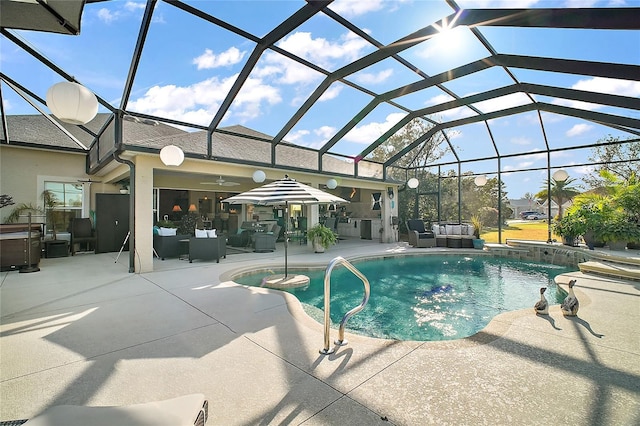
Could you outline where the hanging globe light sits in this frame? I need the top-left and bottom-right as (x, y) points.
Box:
(552, 169), (569, 182)
(407, 178), (419, 189)
(252, 170), (266, 183)
(474, 175), (488, 186)
(159, 145), (184, 166)
(326, 178), (338, 189)
(46, 82), (98, 125)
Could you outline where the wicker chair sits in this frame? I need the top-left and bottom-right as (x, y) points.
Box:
(406, 219), (435, 248)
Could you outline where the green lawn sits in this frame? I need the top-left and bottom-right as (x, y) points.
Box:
(481, 220), (560, 243)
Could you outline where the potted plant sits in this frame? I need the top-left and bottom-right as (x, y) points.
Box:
(470, 215), (484, 249)
(307, 224), (337, 253)
(599, 210), (640, 251)
(552, 213), (583, 246)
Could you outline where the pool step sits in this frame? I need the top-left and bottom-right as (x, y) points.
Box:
(578, 260), (640, 281)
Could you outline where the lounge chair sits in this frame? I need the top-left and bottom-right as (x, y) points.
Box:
(10, 393), (208, 426)
(406, 219), (435, 248)
(69, 218), (96, 255)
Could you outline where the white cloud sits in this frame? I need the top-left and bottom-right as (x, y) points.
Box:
(344, 112), (407, 144)
(566, 123), (593, 137)
(193, 47), (246, 70)
(274, 31), (371, 70)
(553, 77), (640, 111)
(124, 2), (146, 12)
(285, 129), (310, 144)
(572, 76), (640, 97)
(319, 84), (343, 102)
(329, 0), (385, 17)
(473, 93), (532, 114)
(128, 74), (280, 126)
(353, 69), (393, 85)
(511, 136), (532, 146)
(97, 8), (118, 24)
(314, 126), (337, 139)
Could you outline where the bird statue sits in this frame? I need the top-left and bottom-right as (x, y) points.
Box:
(561, 279), (579, 316)
(534, 287), (549, 315)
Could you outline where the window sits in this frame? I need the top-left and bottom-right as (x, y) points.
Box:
(43, 182), (83, 236)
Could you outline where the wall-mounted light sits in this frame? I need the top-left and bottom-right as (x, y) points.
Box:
(160, 145), (184, 166)
(474, 175), (488, 187)
(407, 178), (419, 189)
(552, 169), (569, 182)
(46, 81), (98, 125)
(326, 178), (338, 189)
(172, 204), (182, 212)
(253, 170), (266, 183)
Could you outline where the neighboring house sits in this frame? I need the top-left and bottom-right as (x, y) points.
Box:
(538, 199), (573, 218)
(507, 198), (544, 219)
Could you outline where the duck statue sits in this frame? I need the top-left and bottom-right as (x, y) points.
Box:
(534, 287), (549, 315)
(561, 279), (579, 316)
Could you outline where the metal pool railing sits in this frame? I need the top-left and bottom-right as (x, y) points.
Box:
(319, 256), (370, 355)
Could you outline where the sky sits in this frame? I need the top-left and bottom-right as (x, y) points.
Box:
(1, 0), (639, 199)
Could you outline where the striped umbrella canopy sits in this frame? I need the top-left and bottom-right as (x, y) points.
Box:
(223, 175), (348, 206)
(223, 175), (349, 277)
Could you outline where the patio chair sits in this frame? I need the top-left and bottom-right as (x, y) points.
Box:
(406, 219), (435, 248)
(253, 225), (281, 253)
(12, 393), (208, 426)
(69, 218), (96, 255)
(189, 235), (227, 263)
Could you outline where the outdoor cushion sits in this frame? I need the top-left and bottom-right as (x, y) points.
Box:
(23, 393), (208, 426)
(207, 229), (217, 238)
(195, 229), (208, 238)
(158, 227), (177, 236)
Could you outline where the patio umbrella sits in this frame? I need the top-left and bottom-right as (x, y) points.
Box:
(223, 175), (348, 279)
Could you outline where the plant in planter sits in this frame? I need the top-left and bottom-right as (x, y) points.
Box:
(599, 210), (640, 251)
(552, 213), (583, 246)
(470, 215), (484, 249)
(307, 224), (337, 253)
(156, 219), (176, 228)
(566, 199), (606, 249)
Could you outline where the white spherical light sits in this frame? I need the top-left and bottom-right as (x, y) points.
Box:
(252, 170), (266, 183)
(552, 169), (569, 182)
(407, 178), (419, 189)
(474, 175), (488, 187)
(159, 145), (184, 166)
(46, 82), (98, 125)
(326, 178), (338, 189)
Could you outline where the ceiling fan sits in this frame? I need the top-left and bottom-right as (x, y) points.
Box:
(200, 176), (240, 187)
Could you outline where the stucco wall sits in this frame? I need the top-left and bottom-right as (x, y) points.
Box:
(0, 146), (116, 223)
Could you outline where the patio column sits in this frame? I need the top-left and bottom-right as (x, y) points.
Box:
(134, 156), (154, 273)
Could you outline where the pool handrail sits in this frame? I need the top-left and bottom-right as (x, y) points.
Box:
(320, 256), (370, 355)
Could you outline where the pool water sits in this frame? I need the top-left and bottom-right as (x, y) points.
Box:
(234, 255), (574, 341)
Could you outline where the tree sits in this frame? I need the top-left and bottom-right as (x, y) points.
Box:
(523, 192), (536, 209)
(368, 118), (452, 229)
(584, 135), (640, 189)
(535, 177), (581, 219)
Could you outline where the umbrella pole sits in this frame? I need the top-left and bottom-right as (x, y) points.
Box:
(284, 201), (288, 278)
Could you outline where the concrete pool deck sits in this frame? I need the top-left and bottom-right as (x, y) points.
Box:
(1, 239), (639, 425)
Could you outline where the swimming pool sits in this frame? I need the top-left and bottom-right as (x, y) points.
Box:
(233, 255), (574, 341)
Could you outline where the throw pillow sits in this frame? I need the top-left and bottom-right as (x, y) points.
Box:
(195, 229), (208, 238)
(207, 229), (217, 238)
(159, 227), (177, 236)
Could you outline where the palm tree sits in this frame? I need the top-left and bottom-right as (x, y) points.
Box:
(523, 192), (536, 209)
(535, 177), (580, 219)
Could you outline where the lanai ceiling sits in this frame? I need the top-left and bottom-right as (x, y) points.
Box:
(1, 0), (639, 193)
